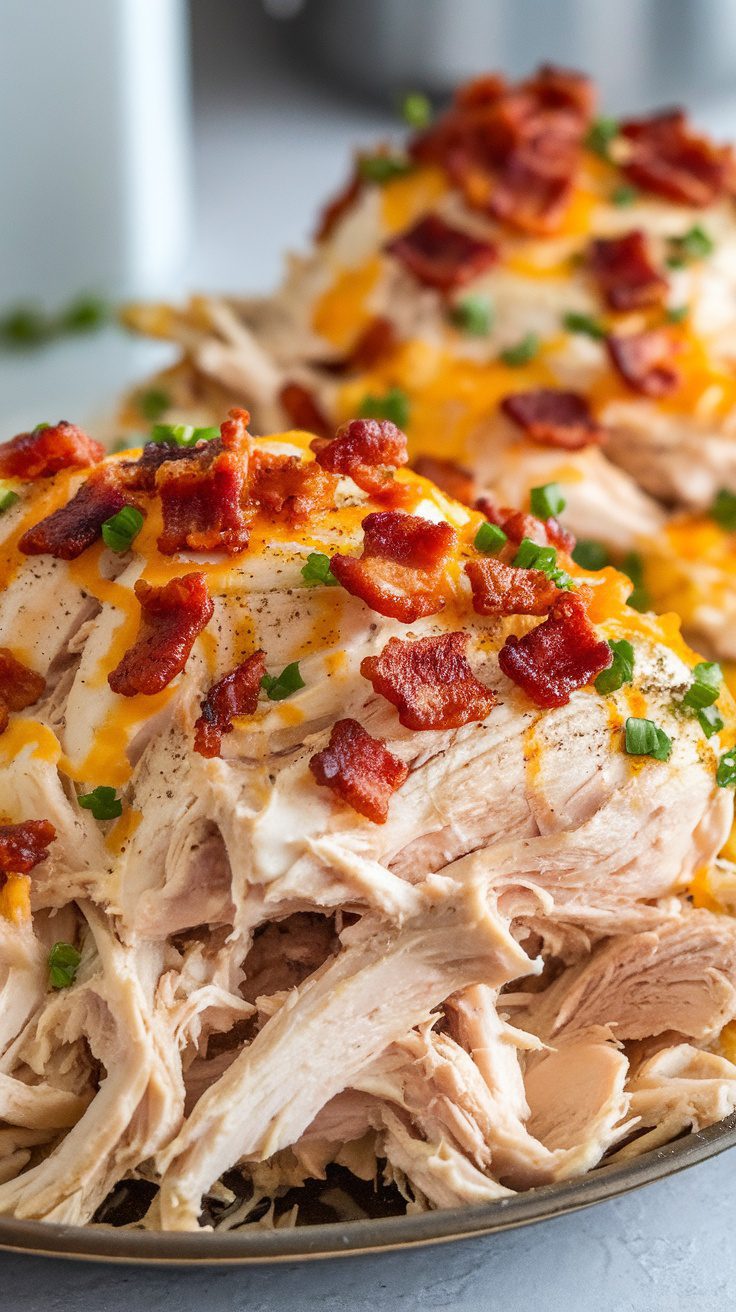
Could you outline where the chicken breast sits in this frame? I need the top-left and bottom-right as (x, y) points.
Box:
(0, 410), (733, 1230)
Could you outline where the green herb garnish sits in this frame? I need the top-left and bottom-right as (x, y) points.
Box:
(665, 305), (689, 324)
(530, 483), (566, 519)
(620, 550), (650, 612)
(698, 705), (724, 739)
(595, 639), (635, 695)
(585, 116), (620, 160)
(562, 311), (606, 341)
(301, 552), (339, 587)
(150, 423), (220, 447)
(59, 295), (110, 333)
(358, 386), (410, 429)
(358, 154), (413, 185)
(136, 388), (171, 421)
(450, 294), (494, 337)
(683, 661), (722, 711)
(611, 184), (639, 207)
(624, 716), (672, 761)
(78, 786), (123, 820)
(0, 482), (20, 514)
(572, 538), (610, 571)
(101, 505), (144, 554)
(474, 521), (507, 554)
(710, 488), (736, 532)
(48, 942), (81, 990)
(512, 537), (573, 589)
(261, 662), (305, 702)
(717, 747), (736, 788)
(500, 333), (540, 367)
(666, 225), (715, 268)
(400, 92), (432, 129)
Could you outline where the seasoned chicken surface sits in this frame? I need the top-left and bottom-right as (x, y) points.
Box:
(0, 412), (735, 1231)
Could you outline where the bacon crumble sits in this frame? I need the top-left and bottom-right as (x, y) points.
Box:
(0, 422), (104, 481)
(475, 497), (575, 554)
(412, 456), (477, 507)
(279, 382), (332, 438)
(156, 444), (249, 556)
(620, 110), (733, 207)
(385, 214), (499, 291)
(465, 556), (560, 617)
(0, 820), (56, 876)
(194, 650), (266, 758)
(312, 418), (408, 500)
(588, 231), (668, 311)
(330, 511), (456, 622)
(309, 717), (408, 823)
(361, 632), (496, 731)
(0, 650), (46, 735)
(498, 593), (612, 707)
(108, 573), (214, 697)
(500, 389), (605, 451)
(18, 467), (128, 560)
(249, 449), (337, 525)
(607, 328), (681, 398)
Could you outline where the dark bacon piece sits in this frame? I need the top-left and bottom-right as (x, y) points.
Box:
(279, 382), (332, 439)
(312, 418), (408, 500)
(0, 820), (56, 875)
(385, 214), (498, 292)
(500, 389), (605, 451)
(412, 456), (477, 507)
(157, 445), (249, 556)
(465, 556), (560, 617)
(330, 511), (456, 622)
(620, 110), (733, 207)
(309, 717), (408, 824)
(194, 650), (266, 758)
(249, 450), (337, 525)
(0, 649), (45, 734)
(361, 632), (495, 731)
(108, 572), (214, 697)
(345, 316), (398, 371)
(0, 422), (104, 481)
(18, 468), (127, 560)
(498, 593), (612, 708)
(489, 130), (579, 235)
(588, 231), (668, 311)
(607, 328), (681, 398)
(123, 440), (203, 494)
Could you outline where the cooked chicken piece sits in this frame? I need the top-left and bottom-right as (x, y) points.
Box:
(0, 410), (733, 1229)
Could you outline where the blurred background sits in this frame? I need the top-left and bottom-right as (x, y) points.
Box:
(4, 0), (736, 427)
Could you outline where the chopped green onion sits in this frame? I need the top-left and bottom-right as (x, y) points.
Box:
(500, 333), (540, 367)
(450, 294), (494, 337)
(710, 488), (736, 532)
(474, 521), (507, 554)
(530, 483), (566, 519)
(595, 639), (635, 695)
(301, 552), (339, 587)
(78, 785), (123, 820)
(512, 537), (574, 589)
(698, 705), (724, 739)
(0, 482), (19, 514)
(400, 92), (432, 129)
(48, 942), (81, 990)
(562, 311), (606, 341)
(358, 386), (410, 429)
(665, 304), (689, 324)
(101, 505), (144, 554)
(620, 550), (650, 612)
(59, 294), (110, 333)
(585, 116), (620, 160)
(358, 154), (413, 185)
(611, 184), (639, 207)
(150, 423), (220, 447)
(261, 662), (305, 702)
(572, 538), (610, 571)
(33, 422), (50, 433)
(717, 747), (736, 787)
(0, 304), (51, 348)
(136, 388), (171, 421)
(682, 661), (722, 711)
(624, 716), (672, 761)
(666, 225), (715, 268)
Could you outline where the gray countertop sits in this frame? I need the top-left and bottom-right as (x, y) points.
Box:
(4, 6), (736, 1307)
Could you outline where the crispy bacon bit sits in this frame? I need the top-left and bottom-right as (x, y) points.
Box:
(0, 649), (45, 734)
(0, 820), (56, 875)
(312, 418), (408, 501)
(18, 468), (127, 560)
(588, 231), (668, 311)
(500, 389), (605, 451)
(412, 456), (477, 507)
(465, 557), (560, 616)
(498, 592), (612, 708)
(309, 717), (408, 823)
(108, 573), (213, 697)
(620, 110), (733, 207)
(385, 214), (498, 291)
(0, 422), (104, 481)
(156, 444), (249, 555)
(412, 66), (593, 234)
(249, 449), (337, 524)
(194, 650), (266, 758)
(345, 316), (398, 371)
(607, 328), (681, 398)
(330, 511), (456, 622)
(475, 498), (574, 553)
(121, 440), (199, 494)
(314, 167), (362, 243)
(361, 632), (495, 732)
(279, 382), (332, 439)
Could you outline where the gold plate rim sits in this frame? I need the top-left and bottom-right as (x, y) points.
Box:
(1, 1112), (735, 1265)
